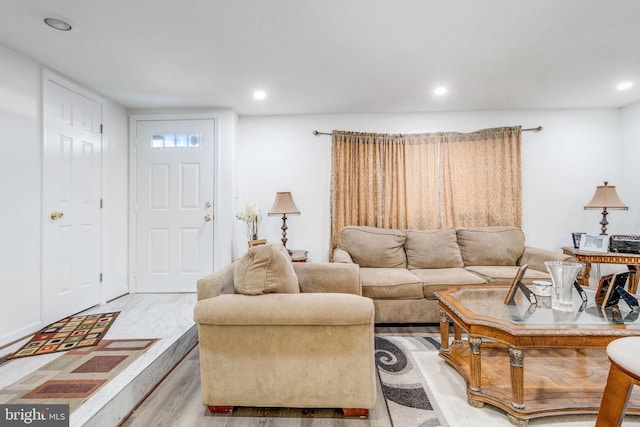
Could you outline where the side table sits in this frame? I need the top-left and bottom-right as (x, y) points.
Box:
(562, 246), (640, 293)
(290, 250), (308, 263)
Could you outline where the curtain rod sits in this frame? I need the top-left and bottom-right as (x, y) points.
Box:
(312, 126), (543, 136)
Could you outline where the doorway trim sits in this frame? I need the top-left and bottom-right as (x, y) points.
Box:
(128, 113), (219, 293)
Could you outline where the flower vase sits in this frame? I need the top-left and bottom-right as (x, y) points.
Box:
(247, 220), (259, 241)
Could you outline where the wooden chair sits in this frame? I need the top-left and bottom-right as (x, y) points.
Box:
(596, 337), (640, 427)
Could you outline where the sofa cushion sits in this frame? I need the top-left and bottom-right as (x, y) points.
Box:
(456, 226), (525, 266)
(411, 268), (488, 299)
(359, 268), (423, 299)
(234, 244), (299, 295)
(405, 228), (464, 269)
(464, 265), (550, 286)
(339, 226), (407, 268)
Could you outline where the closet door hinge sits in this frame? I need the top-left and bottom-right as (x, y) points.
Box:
(100, 124), (103, 134)
(99, 273), (103, 283)
(100, 199), (103, 209)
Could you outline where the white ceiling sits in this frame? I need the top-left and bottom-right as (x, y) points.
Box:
(1, 0), (639, 116)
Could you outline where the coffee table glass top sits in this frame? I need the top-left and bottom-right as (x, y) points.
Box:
(438, 287), (639, 326)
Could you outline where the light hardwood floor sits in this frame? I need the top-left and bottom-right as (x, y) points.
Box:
(121, 325), (438, 427)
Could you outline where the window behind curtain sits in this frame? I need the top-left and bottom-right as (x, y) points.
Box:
(330, 126), (522, 251)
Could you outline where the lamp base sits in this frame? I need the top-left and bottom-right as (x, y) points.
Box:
(280, 214), (290, 252)
(599, 208), (609, 236)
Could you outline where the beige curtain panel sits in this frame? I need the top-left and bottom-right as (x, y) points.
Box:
(330, 126), (522, 251)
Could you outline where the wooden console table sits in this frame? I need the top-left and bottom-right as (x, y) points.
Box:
(562, 246), (640, 294)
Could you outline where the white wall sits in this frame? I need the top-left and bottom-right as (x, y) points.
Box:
(238, 109), (635, 262)
(621, 100), (640, 233)
(0, 43), (43, 344)
(0, 43), (129, 347)
(102, 99), (130, 301)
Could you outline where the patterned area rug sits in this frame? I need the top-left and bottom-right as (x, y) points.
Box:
(9, 312), (120, 359)
(0, 338), (157, 413)
(375, 334), (448, 427)
(378, 334), (640, 427)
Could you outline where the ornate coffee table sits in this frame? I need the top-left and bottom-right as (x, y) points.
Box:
(435, 286), (640, 426)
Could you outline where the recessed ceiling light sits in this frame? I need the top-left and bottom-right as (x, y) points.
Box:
(44, 17), (72, 31)
(434, 86), (447, 96)
(253, 90), (267, 100)
(616, 81), (633, 91)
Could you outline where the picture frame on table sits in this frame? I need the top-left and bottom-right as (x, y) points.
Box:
(595, 273), (614, 305)
(599, 272), (630, 309)
(579, 234), (609, 253)
(572, 232), (586, 249)
(504, 264), (537, 305)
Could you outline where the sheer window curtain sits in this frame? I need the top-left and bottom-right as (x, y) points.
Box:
(330, 126), (522, 251)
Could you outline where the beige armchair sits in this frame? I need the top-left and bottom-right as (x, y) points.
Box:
(194, 248), (377, 417)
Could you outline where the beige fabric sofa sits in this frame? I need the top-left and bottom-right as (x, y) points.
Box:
(194, 245), (376, 416)
(333, 225), (576, 324)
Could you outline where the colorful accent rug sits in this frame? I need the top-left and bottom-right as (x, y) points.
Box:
(0, 339), (157, 413)
(9, 312), (120, 359)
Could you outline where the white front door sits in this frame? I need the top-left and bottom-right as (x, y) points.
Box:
(42, 75), (103, 324)
(134, 119), (215, 292)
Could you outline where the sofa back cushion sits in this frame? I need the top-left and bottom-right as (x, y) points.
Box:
(339, 226), (407, 268)
(405, 228), (464, 269)
(234, 243), (300, 295)
(456, 226), (525, 266)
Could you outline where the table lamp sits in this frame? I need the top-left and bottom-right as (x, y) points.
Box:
(584, 181), (627, 235)
(268, 192), (300, 252)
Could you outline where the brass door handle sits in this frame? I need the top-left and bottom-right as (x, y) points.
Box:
(204, 214), (212, 222)
(50, 211), (64, 221)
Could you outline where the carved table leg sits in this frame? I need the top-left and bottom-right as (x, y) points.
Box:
(469, 336), (482, 392)
(439, 309), (450, 353)
(453, 323), (462, 344)
(579, 262), (592, 287)
(509, 348), (525, 410)
(627, 264), (639, 294)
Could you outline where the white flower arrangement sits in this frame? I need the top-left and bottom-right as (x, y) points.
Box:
(236, 202), (261, 240)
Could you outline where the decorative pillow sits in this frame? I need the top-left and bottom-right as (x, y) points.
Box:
(405, 228), (464, 269)
(339, 226), (407, 268)
(456, 226), (525, 266)
(234, 243), (300, 295)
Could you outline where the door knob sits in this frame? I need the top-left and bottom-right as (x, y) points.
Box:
(204, 201), (212, 209)
(204, 214), (212, 222)
(50, 211), (64, 221)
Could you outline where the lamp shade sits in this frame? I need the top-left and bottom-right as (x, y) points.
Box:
(584, 182), (628, 210)
(268, 192), (300, 215)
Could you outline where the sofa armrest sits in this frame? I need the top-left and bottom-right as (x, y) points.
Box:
(520, 246), (578, 272)
(196, 262), (237, 301)
(332, 247), (354, 263)
(293, 262), (361, 295)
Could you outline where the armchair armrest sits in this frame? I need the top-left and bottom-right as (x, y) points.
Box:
(333, 247), (354, 264)
(196, 261), (237, 301)
(194, 293), (374, 326)
(293, 262), (361, 295)
(520, 246), (578, 272)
